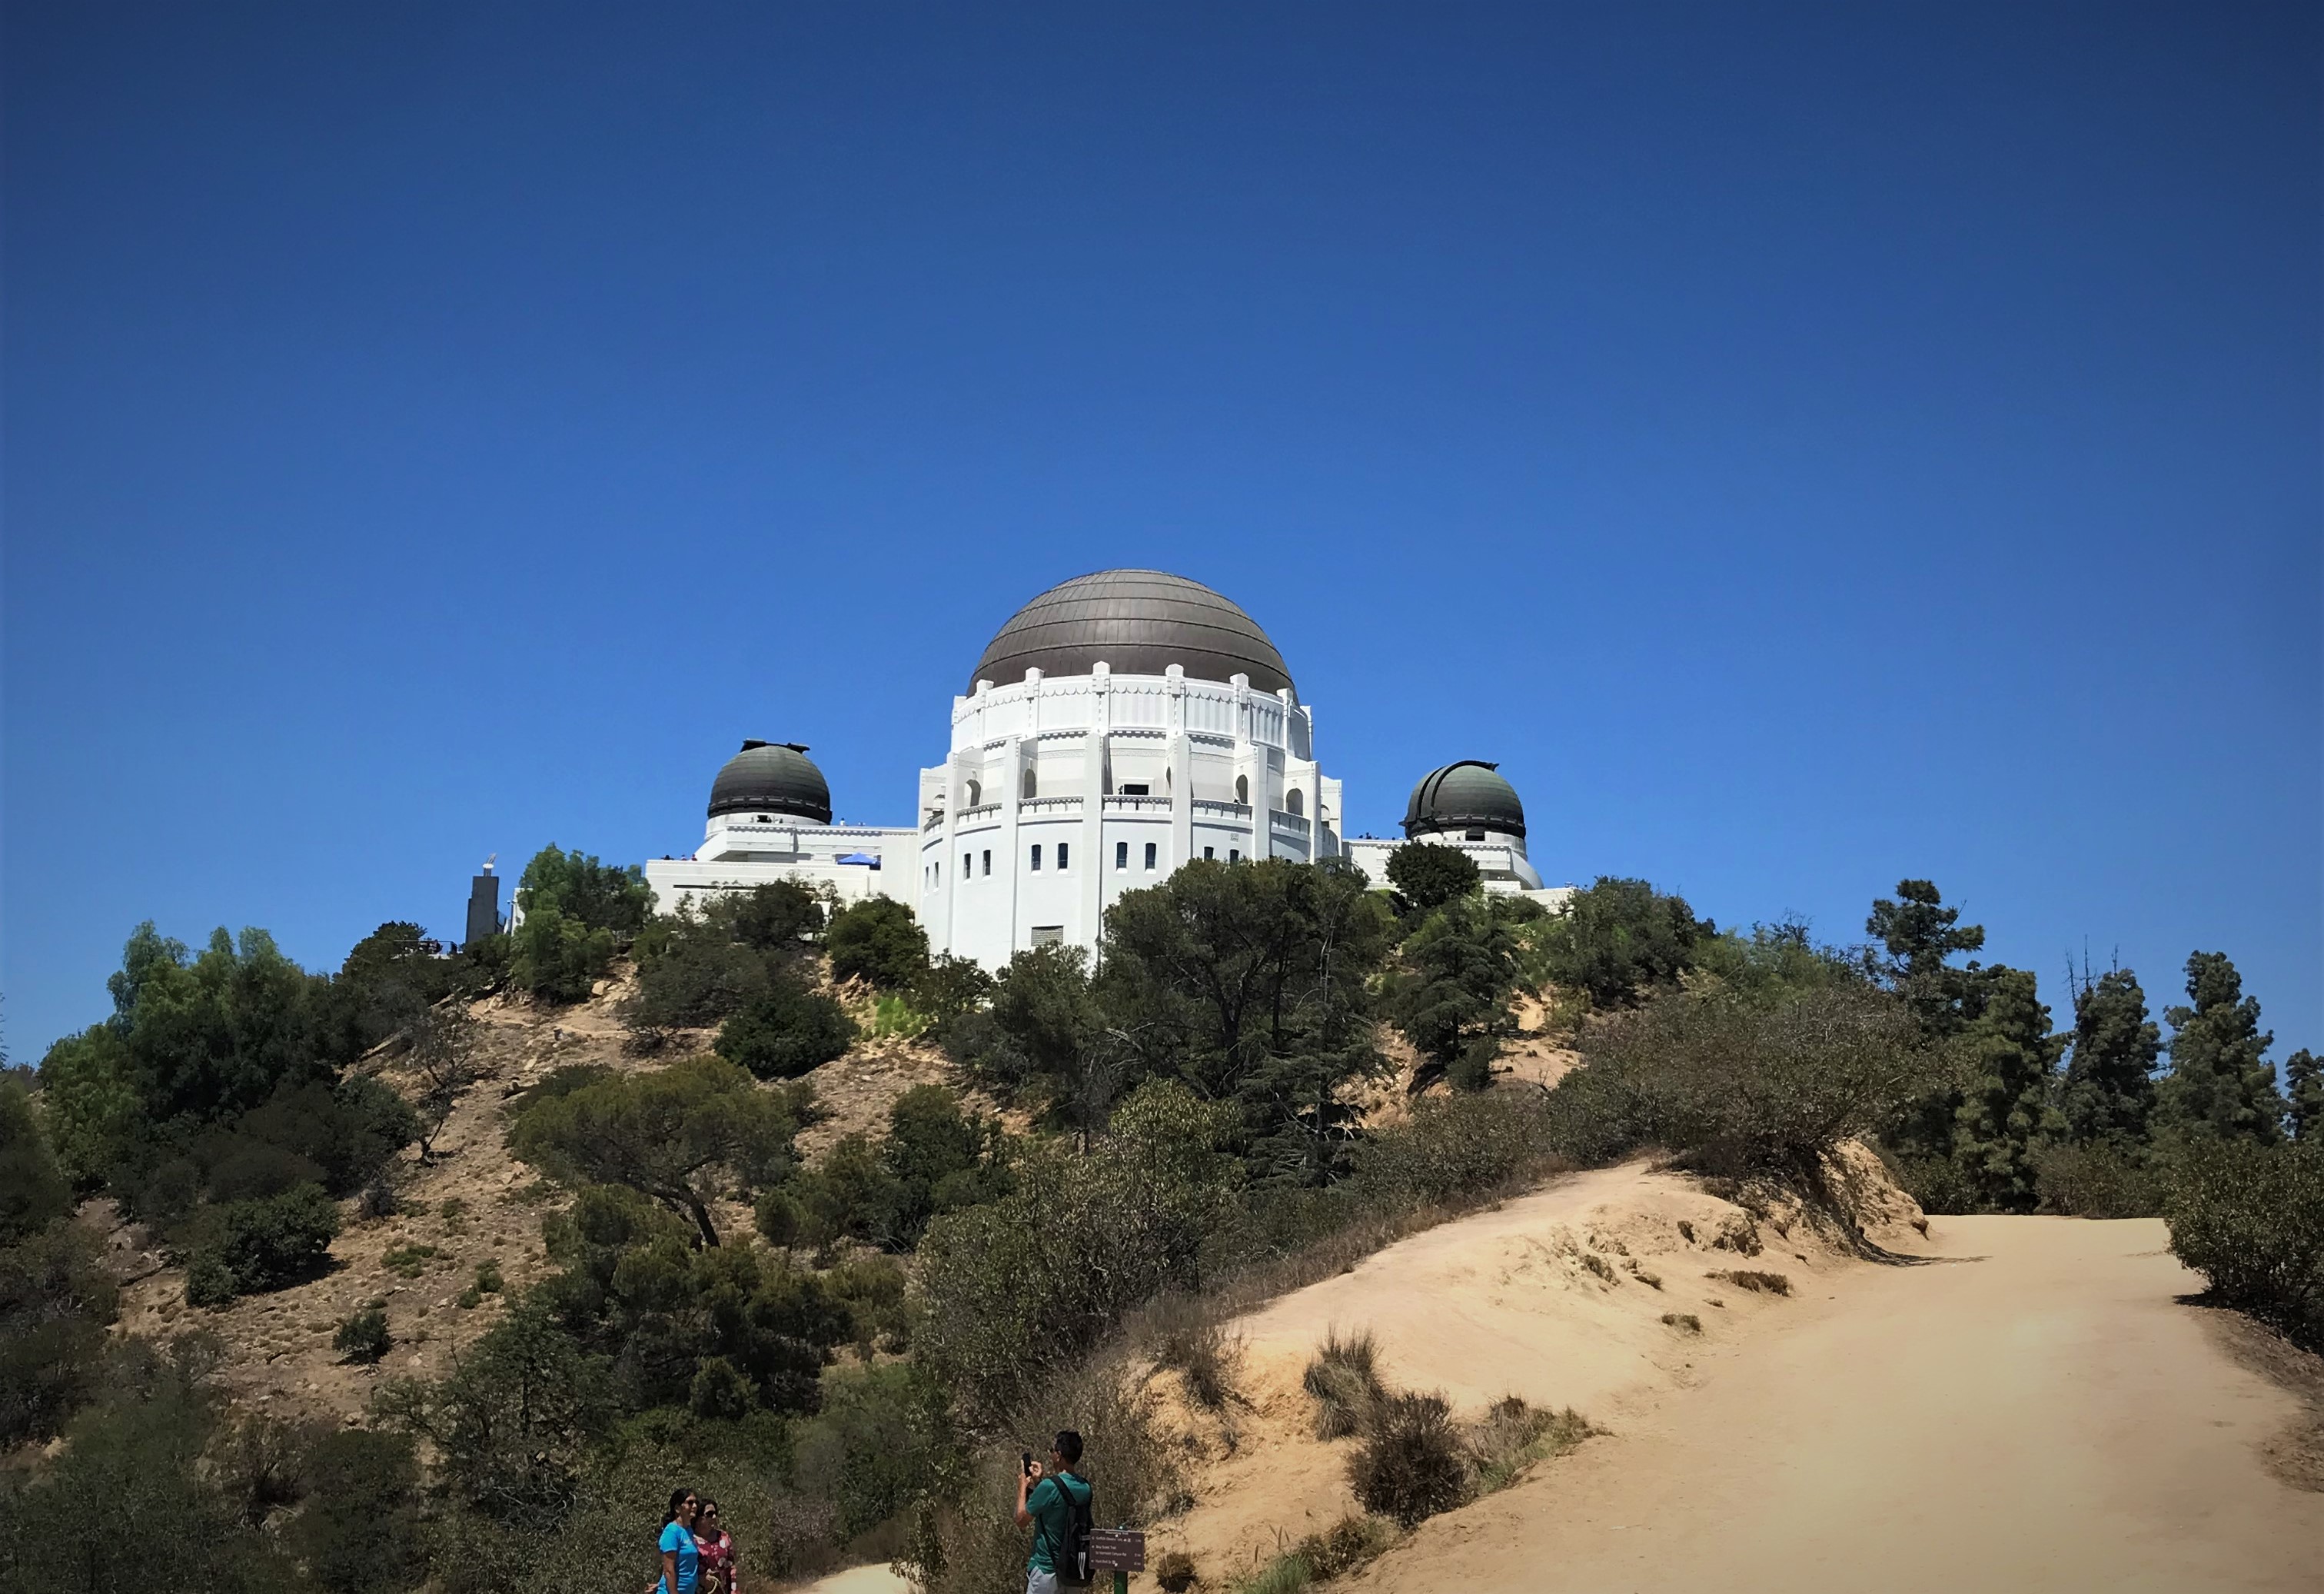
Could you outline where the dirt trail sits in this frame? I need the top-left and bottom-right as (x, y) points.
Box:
(1352, 1216), (2324, 1593)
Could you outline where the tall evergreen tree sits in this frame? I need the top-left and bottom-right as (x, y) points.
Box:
(1865, 880), (1987, 1038)
(2155, 952), (2286, 1144)
(1949, 967), (2064, 1211)
(2276, 1048), (2319, 1143)
(1865, 880), (1988, 1183)
(2058, 967), (2160, 1150)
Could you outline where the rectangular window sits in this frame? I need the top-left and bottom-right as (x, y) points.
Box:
(1115, 841), (1129, 870)
(1056, 843), (1069, 870)
(1120, 783), (1149, 796)
(1029, 844), (1042, 871)
(963, 854), (971, 879)
(1144, 843), (1157, 869)
(1203, 846), (1214, 860)
(981, 850), (992, 876)
(1228, 849), (1240, 862)
(1030, 925), (1064, 947)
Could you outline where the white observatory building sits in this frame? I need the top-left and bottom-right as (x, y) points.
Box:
(643, 568), (1564, 968)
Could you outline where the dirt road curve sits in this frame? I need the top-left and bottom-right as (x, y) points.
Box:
(1355, 1216), (2324, 1593)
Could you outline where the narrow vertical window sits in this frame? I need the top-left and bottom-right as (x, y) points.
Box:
(1236, 774), (1249, 805)
(1144, 843), (1157, 870)
(1057, 843), (1069, 870)
(1115, 841), (1129, 870)
(1030, 844), (1042, 871)
(1228, 848), (1239, 863)
(1203, 846), (1215, 860)
(963, 853), (971, 878)
(982, 850), (991, 876)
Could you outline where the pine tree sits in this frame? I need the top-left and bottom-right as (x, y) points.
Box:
(2058, 967), (2159, 1150)
(1950, 967), (2065, 1212)
(2282, 1048), (2322, 1143)
(2155, 952), (2286, 1145)
(1865, 879), (1987, 1039)
(1865, 880), (1987, 1185)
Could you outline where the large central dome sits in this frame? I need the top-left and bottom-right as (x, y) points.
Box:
(971, 570), (1295, 697)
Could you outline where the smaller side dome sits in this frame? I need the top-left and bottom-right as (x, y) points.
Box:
(710, 740), (832, 824)
(1403, 760), (1525, 840)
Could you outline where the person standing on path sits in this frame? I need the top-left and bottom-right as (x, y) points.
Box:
(1013, 1430), (1091, 1594)
(657, 1488), (702, 1594)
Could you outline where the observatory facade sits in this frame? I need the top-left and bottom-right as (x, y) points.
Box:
(642, 569), (1566, 967)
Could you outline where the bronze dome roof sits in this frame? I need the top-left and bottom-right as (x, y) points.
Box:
(971, 570), (1294, 697)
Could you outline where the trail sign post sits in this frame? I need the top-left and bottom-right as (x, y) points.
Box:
(1088, 1528), (1145, 1594)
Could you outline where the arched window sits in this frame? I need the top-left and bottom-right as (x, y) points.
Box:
(1235, 774), (1249, 805)
(1022, 767), (1037, 800)
(964, 778), (981, 807)
(1287, 788), (1304, 816)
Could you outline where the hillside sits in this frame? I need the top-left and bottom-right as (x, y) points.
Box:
(101, 960), (967, 1425)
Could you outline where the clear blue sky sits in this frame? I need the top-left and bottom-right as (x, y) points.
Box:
(5, 3), (2317, 1063)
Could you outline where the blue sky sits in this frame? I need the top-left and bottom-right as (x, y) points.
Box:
(5, 3), (2317, 1062)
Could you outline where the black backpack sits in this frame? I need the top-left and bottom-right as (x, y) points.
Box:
(1048, 1472), (1094, 1587)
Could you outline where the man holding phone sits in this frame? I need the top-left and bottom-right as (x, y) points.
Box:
(1012, 1429), (1091, 1594)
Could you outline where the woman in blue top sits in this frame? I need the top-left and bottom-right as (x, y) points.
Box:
(659, 1488), (702, 1594)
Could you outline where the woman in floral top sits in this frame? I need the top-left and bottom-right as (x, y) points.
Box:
(693, 1498), (738, 1594)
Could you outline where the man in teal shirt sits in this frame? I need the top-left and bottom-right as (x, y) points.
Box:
(1013, 1429), (1092, 1594)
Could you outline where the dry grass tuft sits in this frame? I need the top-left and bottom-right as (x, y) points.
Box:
(1709, 1269), (1792, 1296)
(1302, 1328), (1385, 1439)
(1466, 1396), (1595, 1495)
(1661, 1311), (1702, 1333)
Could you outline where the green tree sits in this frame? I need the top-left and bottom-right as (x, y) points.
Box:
(1391, 896), (1524, 1091)
(1099, 858), (1394, 1139)
(2156, 951), (2286, 1145)
(1535, 876), (1711, 1010)
(0, 1220), (119, 1446)
(1865, 880), (1987, 1038)
(328, 922), (454, 1053)
(374, 1302), (613, 1515)
(946, 943), (1102, 1095)
(715, 880), (826, 952)
(184, 1183), (343, 1305)
(291, 1428), (426, 1594)
(2057, 967), (2160, 1150)
(1948, 968), (2066, 1212)
(0, 1337), (301, 1594)
(714, 977), (856, 1080)
(509, 1056), (801, 1246)
(510, 846), (652, 1002)
(826, 897), (930, 990)
(0, 1078), (71, 1242)
(1384, 843), (1481, 915)
(2287, 1049), (2323, 1143)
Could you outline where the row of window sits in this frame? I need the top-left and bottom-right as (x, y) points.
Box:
(925, 839), (1250, 886)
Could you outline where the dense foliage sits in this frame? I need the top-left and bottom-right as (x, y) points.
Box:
(510, 846), (654, 1002)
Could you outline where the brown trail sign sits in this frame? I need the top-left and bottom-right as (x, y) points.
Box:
(1087, 1528), (1145, 1593)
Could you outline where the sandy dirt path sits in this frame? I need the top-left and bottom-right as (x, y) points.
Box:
(1352, 1215), (2324, 1593)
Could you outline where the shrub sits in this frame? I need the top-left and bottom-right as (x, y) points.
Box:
(1465, 1396), (1592, 1494)
(1154, 1549), (1199, 1592)
(1355, 1090), (1561, 1208)
(334, 1305), (392, 1364)
(1145, 1293), (1235, 1410)
(1534, 876), (1712, 1009)
(2034, 1142), (2163, 1218)
(1347, 1391), (1468, 1527)
(184, 1182), (342, 1304)
(0, 1078), (72, 1242)
(1661, 1312), (1701, 1333)
(1302, 1328), (1383, 1439)
(0, 1220), (119, 1445)
(1709, 1269), (1791, 1296)
(913, 1082), (1240, 1419)
(716, 980), (857, 1080)
(2163, 1140), (2324, 1347)
(357, 1177), (400, 1220)
(688, 1356), (752, 1421)
(294, 1427), (425, 1594)
(1561, 983), (1948, 1186)
(826, 897), (930, 990)
(474, 1259), (504, 1294)
(790, 1361), (953, 1539)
